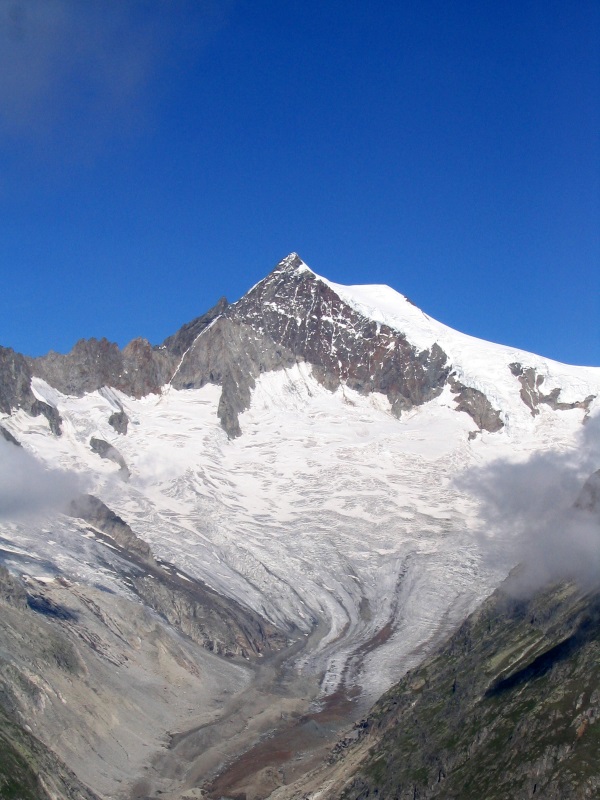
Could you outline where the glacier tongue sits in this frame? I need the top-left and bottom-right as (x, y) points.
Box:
(2, 256), (600, 797)
(6, 357), (597, 703)
(1, 255), (599, 701)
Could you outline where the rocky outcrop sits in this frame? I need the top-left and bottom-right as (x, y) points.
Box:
(107, 408), (128, 434)
(0, 346), (62, 435)
(68, 494), (154, 564)
(89, 438), (130, 479)
(449, 376), (504, 432)
(510, 363), (596, 417)
(30, 337), (175, 399)
(173, 255), (452, 436)
(132, 571), (288, 659)
(31, 398), (63, 436)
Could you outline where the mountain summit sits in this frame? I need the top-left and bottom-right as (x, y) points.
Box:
(12, 253), (596, 441)
(0, 254), (599, 798)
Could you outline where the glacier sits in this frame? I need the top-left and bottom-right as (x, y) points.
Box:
(0, 254), (599, 796)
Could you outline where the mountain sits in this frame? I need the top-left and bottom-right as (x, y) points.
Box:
(0, 253), (598, 799)
(274, 575), (600, 800)
(282, 465), (600, 799)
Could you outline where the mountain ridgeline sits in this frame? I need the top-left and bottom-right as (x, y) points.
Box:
(6, 254), (531, 439)
(0, 254), (599, 800)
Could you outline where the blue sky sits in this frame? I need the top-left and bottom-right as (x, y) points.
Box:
(1, 0), (598, 365)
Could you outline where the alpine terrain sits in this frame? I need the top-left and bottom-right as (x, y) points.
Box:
(0, 253), (598, 799)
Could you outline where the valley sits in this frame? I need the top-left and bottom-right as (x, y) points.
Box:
(0, 255), (598, 799)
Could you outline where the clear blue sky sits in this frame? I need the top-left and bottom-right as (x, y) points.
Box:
(1, 0), (598, 365)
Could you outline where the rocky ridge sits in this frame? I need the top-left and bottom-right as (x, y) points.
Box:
(0, 253), (599, 800)
(2, 255), (596, 442)
(171, 254), (454, 437)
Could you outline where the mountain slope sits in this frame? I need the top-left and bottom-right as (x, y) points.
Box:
(0, 701), (99, 800)
(0, 253), (598, 797)
(282, 576), (600, 800)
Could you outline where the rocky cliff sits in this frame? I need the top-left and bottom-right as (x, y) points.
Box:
(171, 254), (505, 437)
(2, 255), (596, 442)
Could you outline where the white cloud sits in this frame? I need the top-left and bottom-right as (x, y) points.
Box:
(0, 437), (85, 519)
(457, 415), (600, 594)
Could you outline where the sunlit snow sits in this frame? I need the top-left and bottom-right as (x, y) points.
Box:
(1, 270), (599, 702)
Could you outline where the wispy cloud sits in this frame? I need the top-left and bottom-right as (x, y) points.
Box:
(0, 0), (232, 146)
(0, 438), (85, 518)
(457, 415), (600, 595)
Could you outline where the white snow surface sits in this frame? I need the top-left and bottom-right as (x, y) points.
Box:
(322, 275), (600, 414)
(2, 269), (599, 703)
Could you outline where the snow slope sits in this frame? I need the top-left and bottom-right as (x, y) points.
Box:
(2, 266), (599, 705)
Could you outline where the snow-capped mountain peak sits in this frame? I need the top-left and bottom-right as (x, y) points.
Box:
(1, 253), (599, 796)
(1, 253), (600, 800)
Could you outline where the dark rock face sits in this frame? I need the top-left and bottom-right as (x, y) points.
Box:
(234, 256), (452, 415)
(31, 338), (123, 396)
(0, 346), (35, 415)
(68, 494), (154, 564)
(449, 376), (504, 432)
(510, 363), (596, 417)
(25, 300), (229, 406)
(25, 299), (231, 407)
(162, 296), (229, 358)
(0, 346), (62, 434)
(30, 337), (175, 399)
(107, 409), (128, 435)
(31, 398), (63, 436)
(173, 255), (453, 436)
(172, 315), (299, 437)
(89, 438), (130, 480)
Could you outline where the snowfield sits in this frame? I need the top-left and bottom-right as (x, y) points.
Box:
(2, 266), (599, 704)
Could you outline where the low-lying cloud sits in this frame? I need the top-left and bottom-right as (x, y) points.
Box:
(0, 438), (85, 519)
(457, 415), (600, 595)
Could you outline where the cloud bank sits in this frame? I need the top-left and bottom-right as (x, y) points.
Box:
(457, 415), (600, 595)
(0, 437), (85, 519)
